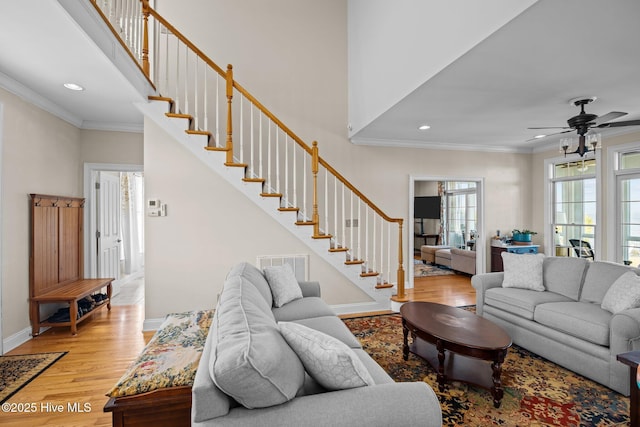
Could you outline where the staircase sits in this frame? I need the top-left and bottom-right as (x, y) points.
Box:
(89, 0), (408, 307)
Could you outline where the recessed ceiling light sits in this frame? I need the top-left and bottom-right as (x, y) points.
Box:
(63, 83), (84, 91)
(534, 134), (546, 139)
(418, 125), (431, 130)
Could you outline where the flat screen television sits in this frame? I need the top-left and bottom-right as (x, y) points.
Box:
(414, 196), (441, 219)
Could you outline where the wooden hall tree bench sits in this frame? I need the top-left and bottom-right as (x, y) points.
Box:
(29, 194), (114, 336)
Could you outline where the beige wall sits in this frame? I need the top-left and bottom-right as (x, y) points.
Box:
(0, 89), (144, 339)
(79, 129), (143, 165)
(1, 87), (83, 338)
(143, 0), (532, 318)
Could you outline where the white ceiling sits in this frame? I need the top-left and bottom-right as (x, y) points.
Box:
(0, 0), (638, 149)
(0, 0), (146, 132)
(351, 0), (640, 152)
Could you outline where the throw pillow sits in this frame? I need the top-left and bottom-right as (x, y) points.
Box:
(264, 264), (303, 307)
(601, 271), (640, 314)
(501, 252), (546, 291)
(210, 276), (305, 409)
(278, 321), (375, 391)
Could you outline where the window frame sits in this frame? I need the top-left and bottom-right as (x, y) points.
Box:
(607, 141), (640, 265)
(544, 151), (602, 259)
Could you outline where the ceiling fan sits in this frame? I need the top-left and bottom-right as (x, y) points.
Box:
(529, 97), (640, 157)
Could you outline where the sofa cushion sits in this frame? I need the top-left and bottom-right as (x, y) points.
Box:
(485, 287), (572, 320)
(501, 252), (545, 291)
(580, 261), (633, 304)
(601, 271), (640, 314)
(534, 301), (612, 346)
(227, 262), (273, 307)
(278, 322), (375, 391)
(542, 256), (589, 300)
(272, 296), (336, 322)
(264, 263), (304, 307)
(209, 276), (305, 409)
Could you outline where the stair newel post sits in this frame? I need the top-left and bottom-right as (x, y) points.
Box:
(225, 64), (234, 164)
(312, 141), (320, 237)
(396, 220), (407, 301)
(141, 0), (150, 78)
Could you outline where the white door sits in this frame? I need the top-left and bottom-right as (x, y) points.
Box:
(98, 172), (121, 280)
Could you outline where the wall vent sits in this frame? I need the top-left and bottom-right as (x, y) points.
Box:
(256, 254), (310, 281)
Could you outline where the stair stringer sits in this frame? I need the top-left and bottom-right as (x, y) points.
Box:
(136, 100), (395, 314)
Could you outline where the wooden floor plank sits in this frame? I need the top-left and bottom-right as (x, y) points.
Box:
(1, 270), (474, 425)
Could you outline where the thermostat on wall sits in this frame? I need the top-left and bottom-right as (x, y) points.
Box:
(148, 199), (163, 216)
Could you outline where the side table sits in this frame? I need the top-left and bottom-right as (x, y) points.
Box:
(617, 351), (640, 427)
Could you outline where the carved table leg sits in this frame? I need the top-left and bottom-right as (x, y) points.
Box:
(491, 349), (507, 408)
(402, 319), (409, 361)
(436, 339), (446, 392)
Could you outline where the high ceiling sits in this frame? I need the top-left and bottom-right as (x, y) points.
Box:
(351, 0), (640, 153)
(0, 0), (638, 150)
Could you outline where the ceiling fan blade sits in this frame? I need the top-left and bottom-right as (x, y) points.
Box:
(595, 119), (640, 129)
(527, 126), (570, 130)
(527, 129), (573, 142)
(594, 111), (627, 125)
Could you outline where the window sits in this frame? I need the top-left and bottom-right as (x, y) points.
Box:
(550, 159), (597, 259)
(616, 149), (640, 267)
(444, 182), (477, 249)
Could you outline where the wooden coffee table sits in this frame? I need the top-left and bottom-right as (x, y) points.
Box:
(400, 301), (512, 408)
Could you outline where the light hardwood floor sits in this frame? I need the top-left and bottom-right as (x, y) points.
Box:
(1, 271), (474, 426)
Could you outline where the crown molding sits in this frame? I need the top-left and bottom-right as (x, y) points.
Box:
(0, 70), (83, 128)
(349, 136), (531, 154)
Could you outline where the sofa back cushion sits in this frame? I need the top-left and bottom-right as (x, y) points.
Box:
(227, 262), (273, 307)
(542, 257), (588, 300)
(209, 275), (305, 409)
(580, 261), (635, 304)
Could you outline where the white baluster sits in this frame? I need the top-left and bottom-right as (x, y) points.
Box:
(334, 176), (338, 246)
(250, 105), (254, 177)
(387, 223), (391, 284)
(357, 199), (361, 261)
(349, 191), (354, 260)
(293, 144), (297, 210)
(203, 66), (208, 134)
(365, 207), (369, 271)
(259, 114), (263, 179)
(175, 39), (180, 112)
(267, 120), (272, 190)
(194, 57), (198, 129)
(341, 184), (345, 250)
(284, 136), (289, 205)
(215, 74), (220, 147)
(276, 128), (280, 195)
(239, 95), (244, 164)
(303, 156), (307, 221)
(184, 48), (189, 116)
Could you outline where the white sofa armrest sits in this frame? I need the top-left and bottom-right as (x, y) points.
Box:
(193, 382), (441, 427)
(610, 307), (640, 355)
(297, 280), (321, 298)
(471, 272), (504, 316)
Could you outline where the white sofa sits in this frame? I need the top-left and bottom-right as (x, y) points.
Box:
(473, 255), (640, 395)
(192, 262), (442, 426)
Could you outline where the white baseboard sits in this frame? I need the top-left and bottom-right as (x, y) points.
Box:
(330, 301), (391, 315)
(3, 326), (42, 353)
(142, 317), (164, 332)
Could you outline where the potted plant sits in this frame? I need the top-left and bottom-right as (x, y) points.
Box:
(512, 229), (537, 244)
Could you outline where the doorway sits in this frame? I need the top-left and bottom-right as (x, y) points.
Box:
(84, 163), (144, 305)
(409, 176), (485, 287)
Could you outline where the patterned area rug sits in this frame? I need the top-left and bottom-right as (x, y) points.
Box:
(414, 259), (455, 277)
(0, 352), (67, 403)
(343, 314), (628, 426)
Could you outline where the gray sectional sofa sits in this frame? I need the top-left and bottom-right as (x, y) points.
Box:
(192, 262), (442, 426)
(472, 255), (640, 395)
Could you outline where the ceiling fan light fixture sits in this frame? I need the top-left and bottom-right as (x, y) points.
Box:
(418, 124), (431, 131)
(534, 134), (546, 139)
